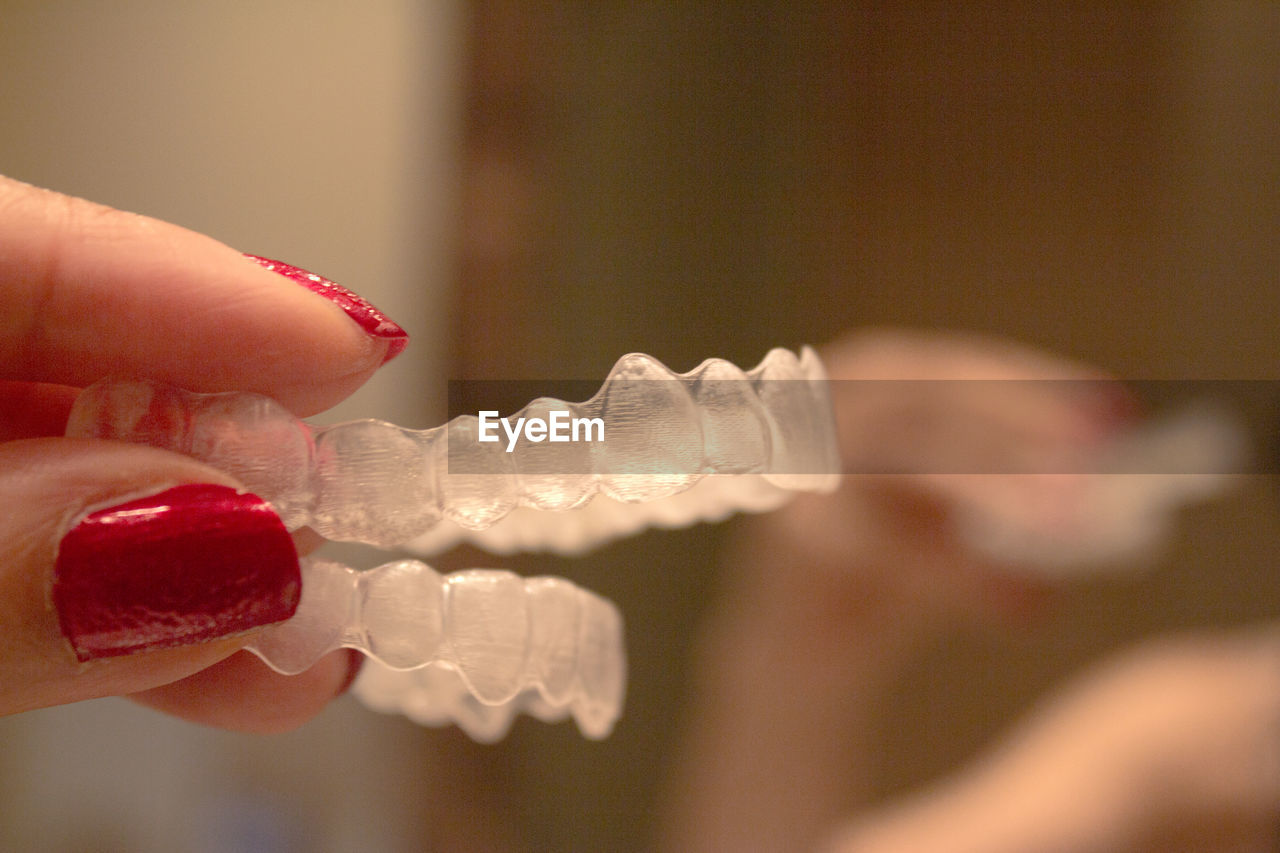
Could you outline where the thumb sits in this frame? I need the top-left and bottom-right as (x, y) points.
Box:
(0, 437), (300, 716)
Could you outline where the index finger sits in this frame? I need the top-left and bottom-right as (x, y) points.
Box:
(0, 177), (408, 416)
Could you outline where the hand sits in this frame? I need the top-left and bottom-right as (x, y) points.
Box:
(824, 625), (1280, 853)
(750, 328), (1135, 628)
(0, 176), (408, 732)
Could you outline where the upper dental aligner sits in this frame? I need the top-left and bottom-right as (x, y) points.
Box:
(955, 401), (1249, 574)
(248, 557), (625, 743)
(66, 347), (840, 551)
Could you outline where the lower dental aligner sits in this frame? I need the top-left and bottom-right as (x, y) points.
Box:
(247, 557), (625, 743)
(66, 347), (840, 551)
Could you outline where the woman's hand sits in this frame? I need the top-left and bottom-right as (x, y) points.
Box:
(748, 328), (1135, 629)
(0, 176), (407, 732)
(824, 625), (1280, 853)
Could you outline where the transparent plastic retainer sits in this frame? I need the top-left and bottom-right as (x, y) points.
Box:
(67, 347), (840, 741)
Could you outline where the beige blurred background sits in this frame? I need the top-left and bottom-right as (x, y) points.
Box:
(1, 3), (1278, 851)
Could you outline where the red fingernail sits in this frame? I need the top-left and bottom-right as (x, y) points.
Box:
(244, 254), (409, 364)
(336, 648), (365, 697)
(53, 484), (301, 661)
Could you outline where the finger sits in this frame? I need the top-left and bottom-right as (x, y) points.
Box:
(129, 649), (362, 734)
(824, 329), (1135, 476)
(824, 327), (1120, 382)
(0, 177), (407, 416)
(0, 381), (79, 441)
(0, 438), (311, 721)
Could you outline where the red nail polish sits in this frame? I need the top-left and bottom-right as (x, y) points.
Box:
(244, 254), (409, 364)
(336, 648), (365, 697)
(53, 484), (301, 661)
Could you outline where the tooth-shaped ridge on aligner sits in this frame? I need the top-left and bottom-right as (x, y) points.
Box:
(752, 346), (842, 491)
(65, 346), (839, 549)
(245, 557), (626, 741)
(593, 352), (705, 501)
(402, 346), (840, 556)
(409, 345), (839, 549)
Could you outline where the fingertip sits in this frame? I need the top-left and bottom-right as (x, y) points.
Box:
(129, 648), (363, 734)
(241, 253), (410, 371)
(0, 178), (404, 414)
(0, 439), (290, 714)
(0, 381), (79, 440)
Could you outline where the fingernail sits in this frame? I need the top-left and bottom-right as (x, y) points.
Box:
(336, 648), (365, 697)
(243, 254), (409, 364)
(1083, 380), (1143, 441)
(53, 484), (301, 662)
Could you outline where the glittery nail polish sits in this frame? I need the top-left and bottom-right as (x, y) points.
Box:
(244, 254), (409, 364)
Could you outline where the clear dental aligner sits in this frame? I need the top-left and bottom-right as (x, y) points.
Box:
(406, 470), (799, 556)
(956, 401), (1249, 574)
(64, 348), (831, 741)
(354, 656), (608, 744)
(247, 557), (625, 742)
(65, 347), (841, 551)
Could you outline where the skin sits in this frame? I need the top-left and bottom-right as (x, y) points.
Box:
(821, 626), (1280, 853)
(0, 175), (394, 733)
(10, 177), (1265, 845)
